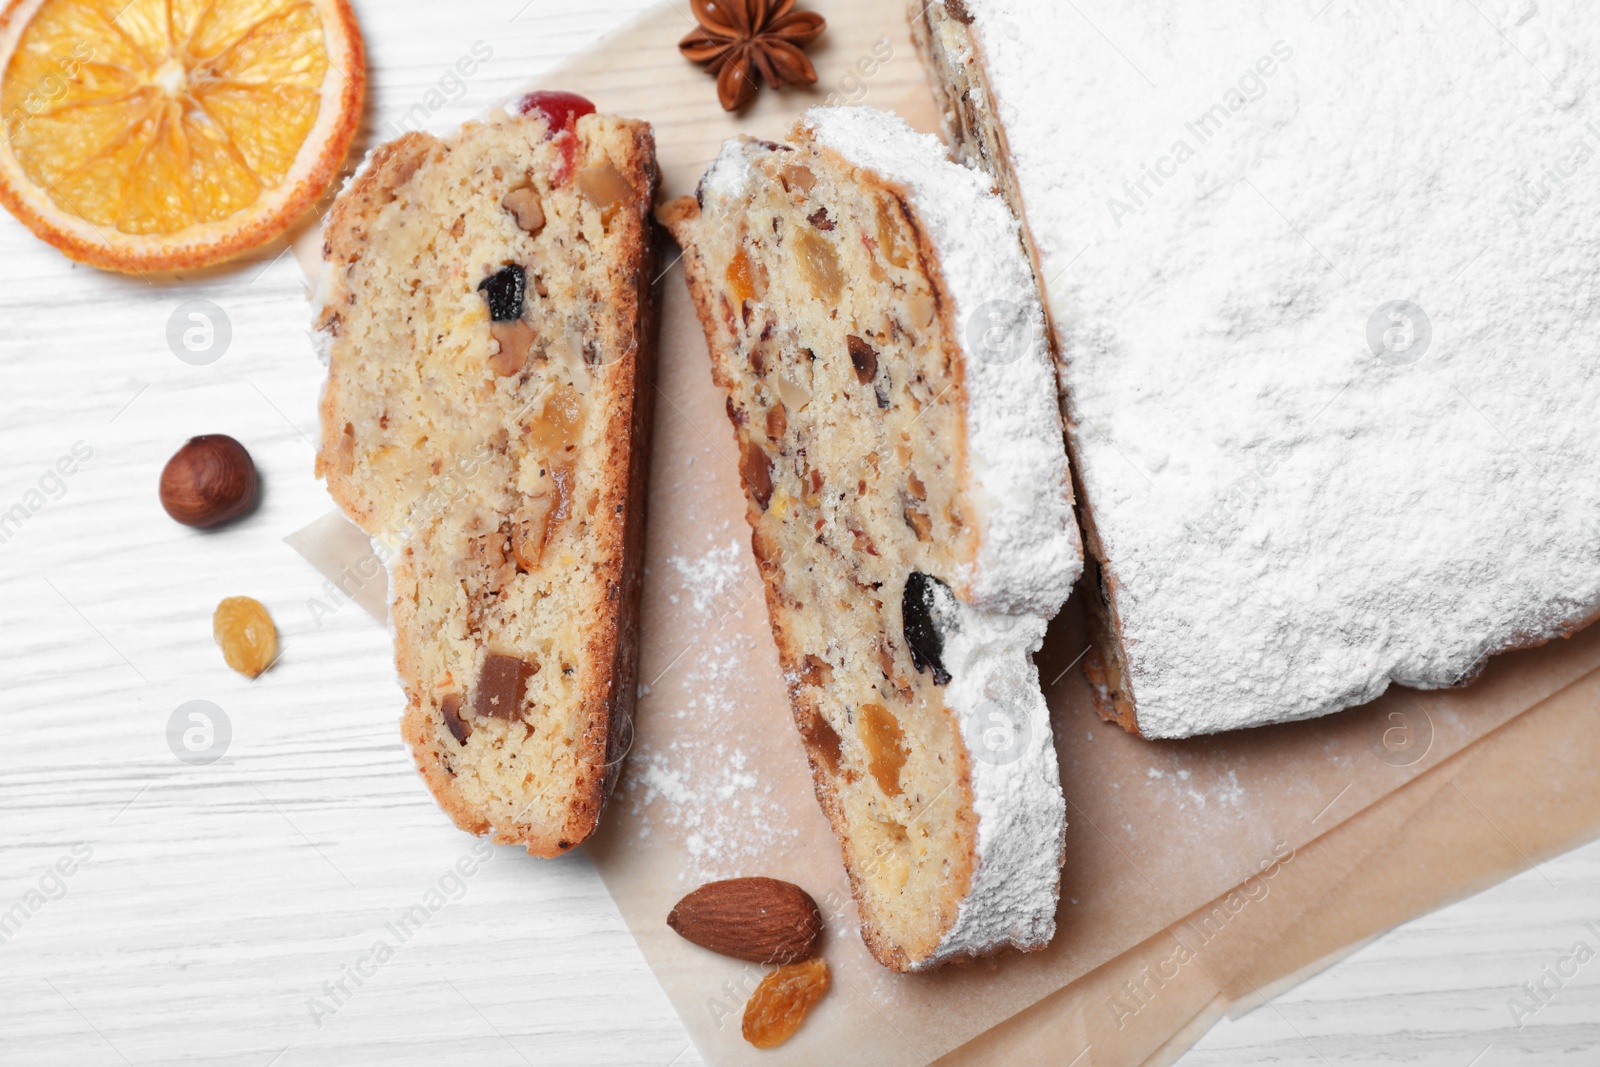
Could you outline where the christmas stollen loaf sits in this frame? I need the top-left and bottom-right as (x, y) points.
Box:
(912, 0), (1600, 738)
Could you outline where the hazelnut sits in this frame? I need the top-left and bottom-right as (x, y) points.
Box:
(160, 435), (258, 528)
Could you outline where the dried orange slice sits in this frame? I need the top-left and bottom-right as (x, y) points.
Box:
(0, 0), (364, 272)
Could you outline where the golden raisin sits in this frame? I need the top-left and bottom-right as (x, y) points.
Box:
(859, 703), (908, 797)
(742, 958), (830, 1050)
(213, 596), (278, 678)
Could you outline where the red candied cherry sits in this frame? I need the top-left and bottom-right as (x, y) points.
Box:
(511, 91), (597, 140)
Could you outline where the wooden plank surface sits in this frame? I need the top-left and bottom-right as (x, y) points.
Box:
(0, 2), (1596, 1065)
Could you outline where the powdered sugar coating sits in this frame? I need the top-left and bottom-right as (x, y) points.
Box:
(907, 582), (1066, 970)
(803, 106), (1082, 616)
(940, 0), (1600, 737)
(794, 107), (1074, 966)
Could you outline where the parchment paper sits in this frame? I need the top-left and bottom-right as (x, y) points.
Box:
(938, 664), (1600, 1066)
(285, 3), (1600, 1064)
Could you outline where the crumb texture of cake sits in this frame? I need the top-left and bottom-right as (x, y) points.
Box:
(663, 106), (1079, 972)
(314, 99), (658, 855)
(913, 0), (1600, 738)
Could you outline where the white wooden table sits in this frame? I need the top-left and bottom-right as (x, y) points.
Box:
(1, 2), (1597, 1065)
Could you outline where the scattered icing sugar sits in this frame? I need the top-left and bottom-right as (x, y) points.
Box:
(624, 702), (802, 883)
(667, 539), (747, 616)
(947, 0), (1600, 737)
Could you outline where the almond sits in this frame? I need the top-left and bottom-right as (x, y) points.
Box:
(667, 877), (823, 964)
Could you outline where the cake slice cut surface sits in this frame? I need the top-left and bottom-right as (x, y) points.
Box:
(314, 93), (658, 855)
(663, 106), (1081, 971)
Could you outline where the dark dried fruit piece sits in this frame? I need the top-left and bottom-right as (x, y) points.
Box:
(807, 207), (834, 231)
(847, 335), (878, 384)
(742, 440), (774, 509)
(474, 653), (540, 720)
(799, 701), (842, 774)
(903, 572), (952, 685)
(478, 265), (526, 322)
(440, 693), (471, 744)
(742, 957), (830, 1049)
(667, 877), (823, 964)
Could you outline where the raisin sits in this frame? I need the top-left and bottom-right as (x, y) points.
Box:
(807, 207), (835, 231)
(478, 265), (526, 322)
(847, 335), (878, 384)
(903, 572), (952, 685)
(742, 958), (830, 1049)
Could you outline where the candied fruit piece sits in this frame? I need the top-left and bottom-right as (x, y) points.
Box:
(578, 159), (632, 225)
(511, 90), (595, 138)
(794, 229), (843, 304)
(859, 703), (907, 797)
(780, 163), (816, 193)
(726, 248), (758, 308)
(877, 200), (912, 269)
(516, 384), (584, 568)
(742, 958), (830, 1050)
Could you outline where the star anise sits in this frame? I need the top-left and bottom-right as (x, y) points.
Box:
(679, 0), (827, 112)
